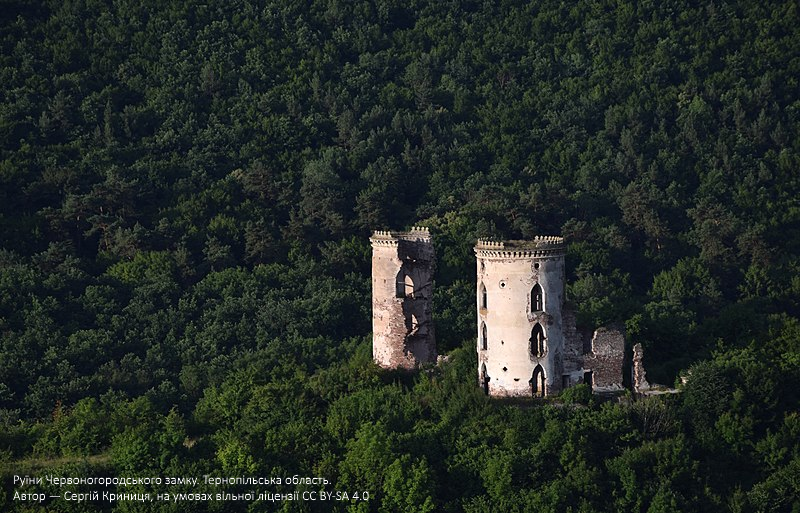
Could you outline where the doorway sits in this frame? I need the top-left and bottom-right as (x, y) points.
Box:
(584, 371), (593, 391)
(531, 364), (546, 397)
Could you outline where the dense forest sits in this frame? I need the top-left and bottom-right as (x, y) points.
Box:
(1, 0), (799, 511)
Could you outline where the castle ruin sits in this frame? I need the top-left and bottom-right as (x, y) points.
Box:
(370, 227), (436, 369)
(475, 237), (625, 397)
(369, 229), (626, 396)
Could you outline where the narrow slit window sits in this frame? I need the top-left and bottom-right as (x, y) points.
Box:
(480, 322), (488, 350)
(395, 269), (405, 298)
(530, 323), (545, 357)
(480, 282), (487, 309)
(531, 283), (543, 311)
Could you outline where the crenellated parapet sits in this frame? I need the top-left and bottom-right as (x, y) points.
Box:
(371, 226), (432, 245)
(475, 239), (505, 248)
(474, 237), (565, 259)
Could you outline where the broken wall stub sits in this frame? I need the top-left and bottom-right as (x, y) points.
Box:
(561, 308), (588, 387)
(632, 343), (650, 393)
(583, 326), (626, 393)
(370, 227), (436, 369)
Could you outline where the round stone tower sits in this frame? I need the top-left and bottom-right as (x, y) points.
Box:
(474, 237), (566, 397)
(370, 227), (436, 369)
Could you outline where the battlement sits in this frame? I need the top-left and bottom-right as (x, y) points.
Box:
(474, 236), (565, 258)
(371, 226), (432, 245)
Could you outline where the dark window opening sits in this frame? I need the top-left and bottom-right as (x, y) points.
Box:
(396, 269), (416, 298)
(404, 273), (414, 297)
(584, 371), (593, 391)
(530, 323), (546, 357)
(480, 282), (487, 309)
(480, 322), (487, 350)
(531, 283), (543, 311)
(395, 269), (404, 298)
(481, 364), (489, 395)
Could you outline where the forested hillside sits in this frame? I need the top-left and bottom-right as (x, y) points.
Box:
(1, 0), (799, 511)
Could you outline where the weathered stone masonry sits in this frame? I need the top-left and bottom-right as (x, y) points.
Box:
(370, 227), (436, 369)
(581, 327), (626, 393)
(632, 342), (651, 393)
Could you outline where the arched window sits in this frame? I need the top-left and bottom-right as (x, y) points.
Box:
(480, 363), (489, 394)
(396, 269), (414, 298)
(530, 323), (545, 357)
(531, 365), (546, 397)
(480, 322), (488, 350)
(404, 273), (414, 297)
(531, 283), (543, 311)
(480, 282), (487, 309)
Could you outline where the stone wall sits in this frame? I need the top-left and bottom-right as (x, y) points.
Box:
(583, 326), (625, 392)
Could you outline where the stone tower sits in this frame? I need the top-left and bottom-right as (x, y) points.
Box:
(370, 227), (436, 369)
(475, 237), (566, 397)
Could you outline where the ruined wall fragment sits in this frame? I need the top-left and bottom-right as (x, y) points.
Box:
(632, 343), (651, 393)
(583, 326), (626, 393)
(371, 227), (436, 369)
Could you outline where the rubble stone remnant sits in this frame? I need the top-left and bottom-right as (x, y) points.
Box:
(632, 343), (651, 393)
(583, 327), (626, 393)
